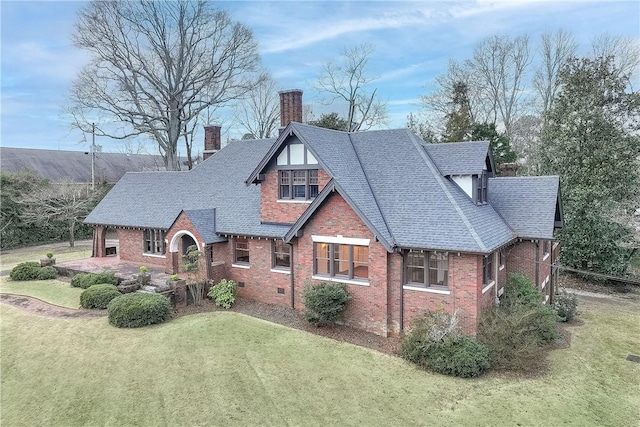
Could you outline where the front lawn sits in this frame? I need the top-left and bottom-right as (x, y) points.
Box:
(0, 277), (82, 309)
(1, 293), (638, 426)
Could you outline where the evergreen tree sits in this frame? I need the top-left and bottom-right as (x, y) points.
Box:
(309, 112), (349, 131)
(442, 81), (473, 142)
(540, 56), (640, 275)
(471, 122), (517, 167)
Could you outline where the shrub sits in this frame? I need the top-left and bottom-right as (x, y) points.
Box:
(303, 282), (352, 326)
(80, 284), (121, 309)
(45, 251), (54, 259)
(477, 274), (558, 371)
(37, 266), (58, 280)
(401, 310), (489, 378)
(208, 279), (236, 309)
(71, 272), (118, 289)
(139, 266), (148, 274)
(107, 293), (171, 328)
(10, 262), (41, 281)
(425, 337), (490, 378)
(554, 290), (579, 322)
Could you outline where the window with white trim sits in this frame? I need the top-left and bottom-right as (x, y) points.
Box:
(404, 250), (449, 288)
(313, 242), (368, 281)
(543, 240), (550, 257)
(272, 240), (291, 270)
(234, 238), (249, 265)
(144, 229), (166, 255)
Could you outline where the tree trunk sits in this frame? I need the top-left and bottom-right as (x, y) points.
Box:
(69, 220), (76, 247)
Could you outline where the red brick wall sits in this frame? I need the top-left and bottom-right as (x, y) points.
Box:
(217, 238), (292, 306)
(116, 228), (167, 269)
(292, 192), (390, 335)
(260, 168), (331, 223)
(506, 240), (551, 291)
(402, 253), (482, 336)
(386, 253), (403, 335)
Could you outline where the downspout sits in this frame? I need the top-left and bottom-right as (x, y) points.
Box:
(288, 242), (295, 309)
(534, 241), (540, 289)
(494, 250), (499, 305)
(399, 250), (405, 334)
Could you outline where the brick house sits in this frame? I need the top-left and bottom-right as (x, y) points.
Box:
(85, 90), (563, 337)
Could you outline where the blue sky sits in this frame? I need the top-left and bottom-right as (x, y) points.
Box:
(1, 0), (639, 153)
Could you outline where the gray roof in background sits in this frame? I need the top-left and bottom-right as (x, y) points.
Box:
(423, 141), (490, 175)
(488, 176), (560, 239)
(0, 147), (169, 183)
(85, 123), (560, 254)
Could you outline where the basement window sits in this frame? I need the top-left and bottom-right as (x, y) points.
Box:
(143, 229), (166, 255)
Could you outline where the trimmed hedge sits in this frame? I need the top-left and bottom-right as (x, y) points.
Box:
(80, 284), (121, 309)
(36, 266), (58, 280)
(107, 293), (171, 328)
(303, 282), (352, 326)
(10, 262), (42, 281)
(71, 272), (118, 289)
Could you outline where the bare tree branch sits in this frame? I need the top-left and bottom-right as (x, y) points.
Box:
(67, 1), (263, 170)
(233, 73), (280, 139)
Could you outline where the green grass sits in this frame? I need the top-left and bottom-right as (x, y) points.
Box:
(1, 295), (639, 426)
(0, 241), (92, 274)
(0, 277), (82, 309)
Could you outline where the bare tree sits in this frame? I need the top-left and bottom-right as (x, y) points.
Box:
(591, 33), (640, 85)
(233, 73), (280, 139)
(314, 44), (388, 131)
(466, 35), (531, 138)
(18, 181), (106, 247)
(68, 1), (262, 170)
(534, 29), (578, 119)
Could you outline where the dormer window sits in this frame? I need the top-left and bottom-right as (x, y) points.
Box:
(277, 141), (319, 200)
(476, 171), (488, 204)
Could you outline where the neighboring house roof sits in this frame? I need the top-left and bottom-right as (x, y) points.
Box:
(0, 147), (169, 183)
(488, 176), (562, 240)
(86, 124), (561, 254)
(423, 140), (493, 176)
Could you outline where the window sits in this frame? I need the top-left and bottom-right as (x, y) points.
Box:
(279, 169), (318, 200)
(234, 238), (249, 264)
(272, 240), (291, 270)
(313, 242), (368, 281)
(404, 250), (448, 288)
(499, 249), (505, 269)
(144, 229), (166, 255)
(543, 240), (550, 257)
(476, 172), (488, 204)
(483, 254), (494, 285)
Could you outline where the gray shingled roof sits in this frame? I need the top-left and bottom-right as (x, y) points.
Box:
(86, 123), (560, 254)
(423, 141), (492, 175)
(0, 147), (169, 183)
(488, 176), (561, 240)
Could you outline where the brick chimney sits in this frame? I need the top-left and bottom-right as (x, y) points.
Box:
(499, 162), (518, 177)
(279, 89), (303, 133)
(203, 125), (221, 160)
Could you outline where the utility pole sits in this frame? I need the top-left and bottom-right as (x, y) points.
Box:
(91, 122), (96, 191)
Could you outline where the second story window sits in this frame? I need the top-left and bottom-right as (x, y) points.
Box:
(279, 169), (318, 200)
(476, 172), (488, 204)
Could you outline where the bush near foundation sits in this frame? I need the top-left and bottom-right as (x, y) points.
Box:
(303, 282), (351, 326)
(36, 266), (58, 280)
(80, 284), (121, 309)
(401, 309), (490, 378)
(71, 272), (118, 289)
(10, 262), (42, 281)
(107, 293), (171, 328)
(554, 290), (579, 322)
(208, 279), (237, 309)
(477, 274), (558, 371)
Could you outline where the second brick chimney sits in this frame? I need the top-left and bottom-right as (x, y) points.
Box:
(279, 89), (303, 133)
(203, 125), (221, 160)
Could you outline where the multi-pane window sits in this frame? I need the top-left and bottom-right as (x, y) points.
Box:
(483, 254), (494, 285)
(476, 172), (488, 204)
(314, 242), (368, 281)
(405, 250), (448, 288)
(279, 169), (318, 200)
(272, 240), (291, 270)
(234, 238), (249, 264)
(542, 240), (550, 256)
(499, 249), (505, 268)
(144, 229), (166, 255)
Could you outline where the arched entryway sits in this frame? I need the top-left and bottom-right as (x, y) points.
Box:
(181, 234), (197, 255)
(168, 230), (201, 275)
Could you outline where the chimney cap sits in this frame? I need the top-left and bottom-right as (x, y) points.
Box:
(278, 89), (303, 95)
